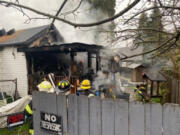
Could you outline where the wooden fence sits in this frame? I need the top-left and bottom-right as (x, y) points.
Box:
(32, 92), (180, 135)
(170, 79), (180, 104)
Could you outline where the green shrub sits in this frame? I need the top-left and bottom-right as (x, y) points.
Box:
(0, 122), (30, 135)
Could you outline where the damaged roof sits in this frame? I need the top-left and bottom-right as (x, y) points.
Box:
(18, 42), (103, 53)
(0, 25), (62, 47)
(0, 25), (102, 52)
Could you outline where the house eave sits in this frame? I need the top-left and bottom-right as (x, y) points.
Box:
(17, 42), (103, 53)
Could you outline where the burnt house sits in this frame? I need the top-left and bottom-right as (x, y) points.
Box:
(0, 25), (102, 97)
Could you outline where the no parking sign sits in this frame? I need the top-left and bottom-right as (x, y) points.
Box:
(40, 112), (63, 135)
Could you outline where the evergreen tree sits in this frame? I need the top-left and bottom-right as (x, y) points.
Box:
(135, 12), (149, 44)
(134, 1), (164, 65)
(148, 2), (163, 44)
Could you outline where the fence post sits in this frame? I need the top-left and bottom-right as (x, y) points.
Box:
(178, 81), (180, 104)
(172, 79), (177, 103)
(175, 80), (179, 104)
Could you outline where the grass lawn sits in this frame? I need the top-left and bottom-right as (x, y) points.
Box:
(0, 122), (30, 135)
(151, 97), (161, 103)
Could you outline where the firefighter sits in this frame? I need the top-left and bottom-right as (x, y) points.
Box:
(77, 79), (94, 97)
(134, 84), (143, 101)
(140, 84), (150, 102)
(24, 100), (34, 135)
(134, 85), (140, 92)
(24, 79), (53, 135)
(55, 79), (71, 95)
(136, 84), (149, 102)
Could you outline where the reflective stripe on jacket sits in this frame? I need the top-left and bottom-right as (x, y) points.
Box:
(25, 101), (33, 115)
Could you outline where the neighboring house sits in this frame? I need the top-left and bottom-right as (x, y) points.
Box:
(120, 64), (144, 82)
(126, 64), (144, 82)
(114, 46), (144, 65)
(143, 67), (166, 97)
(0, 25), (63, 97)
(100, 46), (145, 83)
(115, 46), (145, 82)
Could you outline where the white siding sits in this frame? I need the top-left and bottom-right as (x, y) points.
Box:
(0, 46), (28, 97)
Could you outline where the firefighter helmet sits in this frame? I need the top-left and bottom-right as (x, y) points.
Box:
(80, 79), (91, 90)
(58, 80), (71, 92)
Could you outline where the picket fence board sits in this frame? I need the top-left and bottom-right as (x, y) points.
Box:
(32, 91), (41, 135)
(68, 94), (78, 135)
(89, 97), (101, 135)
(78, 96), (89, 135)
(102, 99), (115, 135)
(57, 94), (68, 135)
(174, 105), (180, 135)
(145, 104), (151, 135)
(129, 102), (144, 135)
(115, 99), (129, 135)
(163, 104), (180, 135)
(40, 92), (57, 135)
(146, 104), (162, 135)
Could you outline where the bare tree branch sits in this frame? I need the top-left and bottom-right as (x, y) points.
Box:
(24, 17), (50, 24)
(105, 28), (174, 35)
(120, 34), (177, 60)
(61, 0), (83, 16)
(124, 6), (180, 24)
(157, 0), (163, 7)
(151, 32), (180, 58)
(51, 0), (68, 25)
(0, 0), (141, 27)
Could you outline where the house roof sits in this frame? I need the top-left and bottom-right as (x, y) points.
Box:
(0, 25), (50, 47)
(112, 46), (143, 61)
(126, 63), (143, 69)
(143, 67), (166, 81)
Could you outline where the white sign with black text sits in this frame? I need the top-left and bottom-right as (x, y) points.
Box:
(40, 112), (62, 135)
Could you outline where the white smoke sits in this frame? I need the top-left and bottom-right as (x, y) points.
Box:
(93, 71), (112, 90)
(0, 0), (112, 45)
